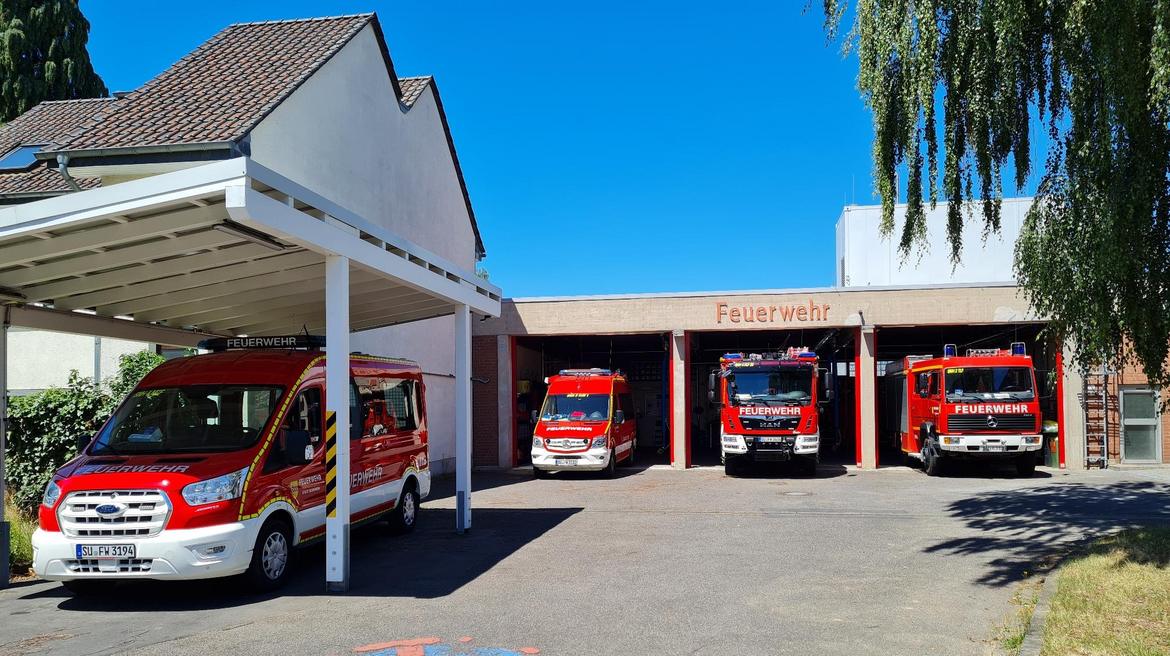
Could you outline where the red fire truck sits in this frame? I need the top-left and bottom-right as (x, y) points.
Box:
(880, 343), (1042, 476)
(32, 335), (430, 594)
(531, 369), (636, 478)
(709, 349), (829, 476)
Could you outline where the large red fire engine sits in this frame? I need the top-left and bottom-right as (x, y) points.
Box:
(710, 348), (829, 476)
(530, 369), (637, 478)
(32, 336), (430, 594)
(880, 343), (1042, 476)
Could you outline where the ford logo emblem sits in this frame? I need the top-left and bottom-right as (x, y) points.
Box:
(95, 503), (125, 516)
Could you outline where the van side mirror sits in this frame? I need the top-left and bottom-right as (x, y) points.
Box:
(283, 429), (313, 466)
(614, 409), (625, 424)
(530, 409), (539, 424)
(77, 434), (92, 452)
(707, 371), (719, 404)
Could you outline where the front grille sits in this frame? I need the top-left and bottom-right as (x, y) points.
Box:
(545, 438), (590, 450)
(66, 558), (153, 573)
(948, 414), (1036, 432)
(739, 416), (801, 431)
(58, 489), (171, 539)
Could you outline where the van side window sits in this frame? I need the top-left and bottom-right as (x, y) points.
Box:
(618, 393), (634, 419)
(265, 387), (321, 472)
(355, 376), (418, 435)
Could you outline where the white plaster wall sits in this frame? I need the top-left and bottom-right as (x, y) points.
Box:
(351, 315), (458, 476)
(836, 198), (1032, 287)
(8, 328), (150, 392)
(247, 25), (477, 270)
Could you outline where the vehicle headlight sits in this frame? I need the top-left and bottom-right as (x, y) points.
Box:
(182, 466), (249, 506)
(592, 436), (608, 448)
(532, 437), (543, 448)
(42, 480), (62, 508)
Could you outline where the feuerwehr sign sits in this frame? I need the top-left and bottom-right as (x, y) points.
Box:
(715, 300), (830, 325)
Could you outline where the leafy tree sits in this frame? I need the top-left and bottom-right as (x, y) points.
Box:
(5, 351), (163, 512)
(822, 1), (1170, 387)
(0, 0), (107, 121)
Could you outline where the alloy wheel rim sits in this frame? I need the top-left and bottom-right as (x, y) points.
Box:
(403, 492), (416, 525)
(262, 531), (288, 580)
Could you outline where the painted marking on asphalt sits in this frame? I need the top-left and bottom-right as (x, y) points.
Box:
(354, 637), (539, 655)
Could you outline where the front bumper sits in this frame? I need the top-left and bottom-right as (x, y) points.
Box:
(937, 433), (1042, 456)
(532, 446), (611, 471)
(32, 519), (259, 581)
(723, 433), (819, 461)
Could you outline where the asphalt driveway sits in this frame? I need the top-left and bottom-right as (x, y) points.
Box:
(2, 461), (1169, 656)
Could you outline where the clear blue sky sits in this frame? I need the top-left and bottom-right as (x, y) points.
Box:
(81, 1), (878, 298)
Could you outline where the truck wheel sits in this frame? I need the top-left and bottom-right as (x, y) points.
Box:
(724, 457), (739, 477)
(533, 465), (549, 479)
(798, 455), (818, 477)
(1015, 455), (1037, 478)
(625, 444), (636, 467)
(604, 449), (617, 478)
(387, 482), (420, 535)
(244, 516), (293, 592)
(62, 580), (116, 596)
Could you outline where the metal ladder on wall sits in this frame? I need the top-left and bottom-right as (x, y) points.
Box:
(1080, 370), (1110, 468)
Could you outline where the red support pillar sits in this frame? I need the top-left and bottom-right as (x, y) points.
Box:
(854, 327), (862, 467)
(1056, 345), (1067, 468)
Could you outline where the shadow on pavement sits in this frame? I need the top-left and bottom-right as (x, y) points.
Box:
(924, 480), (1170, 587)
(22, 506), (581, 611)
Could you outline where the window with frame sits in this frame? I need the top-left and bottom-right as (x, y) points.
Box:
(355, 376), (418, 437)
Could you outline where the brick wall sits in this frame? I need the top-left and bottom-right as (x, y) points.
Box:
(472, 336), (501, 467)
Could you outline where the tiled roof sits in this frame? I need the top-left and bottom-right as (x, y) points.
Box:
(398, 76), (432, 108)
(49, 14), (375, 152)
(0, 99), (116, 196)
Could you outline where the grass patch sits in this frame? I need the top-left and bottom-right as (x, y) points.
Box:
(997, 577), (1042, 655)
(5, 494), (37, 574)
(1042, 527), (1170, 656)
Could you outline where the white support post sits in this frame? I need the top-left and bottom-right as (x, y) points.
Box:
(455, 304), (472, 533)
(324, 255), (351, 593)
(1, 309), (9, 589)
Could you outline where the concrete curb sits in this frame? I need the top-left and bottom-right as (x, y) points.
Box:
(1019, 566), (1061, 656)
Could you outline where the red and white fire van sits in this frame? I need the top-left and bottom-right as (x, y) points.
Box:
(32, 336), (430, 593)
(530, 369), (637, 478)
(880, 343), (1042, 476)
(710, 349), (829, 476)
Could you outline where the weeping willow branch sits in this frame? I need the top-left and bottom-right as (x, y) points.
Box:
(825, 0), (1170, 389)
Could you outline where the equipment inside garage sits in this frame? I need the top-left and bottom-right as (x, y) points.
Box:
(689, 328), (858, 466)
(874, 322), (1058, 467)
(513, 334), (670, 465)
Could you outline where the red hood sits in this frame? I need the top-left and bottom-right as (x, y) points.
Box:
(535, 421), (608, 439)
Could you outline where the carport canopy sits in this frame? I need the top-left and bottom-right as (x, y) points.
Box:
(0, 157), (501, 591)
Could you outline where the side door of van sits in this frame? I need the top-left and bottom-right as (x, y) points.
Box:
(266, 383), (327, 541)
(613, 385), (637, 461)
(353, 371), (419, 516)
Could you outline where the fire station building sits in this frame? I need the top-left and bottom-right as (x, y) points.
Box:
(470, 197), (1168, 471)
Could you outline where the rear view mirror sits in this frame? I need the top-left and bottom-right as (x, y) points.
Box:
(614, 409), (625, 424)
(821, 370), (834, 402)
(530, 409), (539, 424)
(707, 371), (719, 404)
(283, 429), (313, 466)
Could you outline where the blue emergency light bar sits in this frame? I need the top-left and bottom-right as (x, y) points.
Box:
(943, 343), (958, 357)
(721, 353), (744, 360)
(558, 368), (613, 376)
(1011, 342), (1027, 356)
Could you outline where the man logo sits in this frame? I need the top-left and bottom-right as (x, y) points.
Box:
(986, 415), (999, 429)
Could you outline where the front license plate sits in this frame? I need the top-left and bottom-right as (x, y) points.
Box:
(554, 458), (574, 466)
(760, 436), (784, 443)
(76, 544), (136, 559)
(985, 445), (1005, 452)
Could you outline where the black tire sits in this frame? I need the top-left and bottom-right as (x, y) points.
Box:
(1015, 455), (1037, 478)
(533, 465), (549, 479)
(798, 455), (818, 477)
(604, 448), (617, 478)
(724, 456), (739, 477)
(244, 516), (293, 592)
(387, 482), (420, 535)
(625, 443), (636, 467)
(62, 579), (116, 596)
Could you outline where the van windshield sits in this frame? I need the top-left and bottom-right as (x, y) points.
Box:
(540, 393), (610, 422)
(90, 385), (284, 455)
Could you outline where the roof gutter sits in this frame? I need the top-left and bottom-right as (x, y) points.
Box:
(37, 141), (239, 163)
(54, 154), (82, 192)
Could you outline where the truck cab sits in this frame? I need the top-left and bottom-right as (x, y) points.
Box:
(32, 335), (430, 594)
(880, 343), (1043, 476)
(711, 349), (827, 476)
(530, 369), (636, 478)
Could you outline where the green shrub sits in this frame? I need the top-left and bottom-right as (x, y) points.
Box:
(5, 495), (35, 573)
(5, 351), (166, 513)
